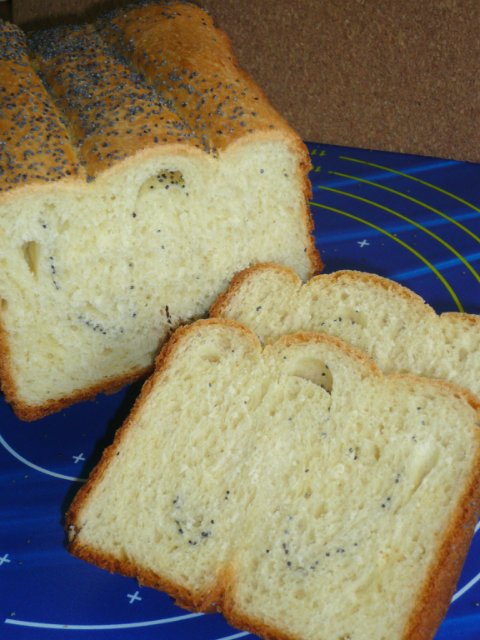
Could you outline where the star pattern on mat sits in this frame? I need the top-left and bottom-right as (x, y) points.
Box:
(0, 553), (11, 566)
(1, 142), (479, 639)
(127, 590), (142, 604)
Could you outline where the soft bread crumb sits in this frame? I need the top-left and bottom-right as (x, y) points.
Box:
(67, 320), (480, 640)
(211, 263), (480, 398)
(0, 4), (319, 420)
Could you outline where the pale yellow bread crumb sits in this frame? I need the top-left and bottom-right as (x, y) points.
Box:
(211, 263), (480, 399)
(0, 5), (320, 420)
(67, 319), (480, 640)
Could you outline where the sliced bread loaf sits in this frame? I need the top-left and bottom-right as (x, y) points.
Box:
(67, 319), (480, 640)
(0, 3), (319, 420)
(211, 263), (480, 399)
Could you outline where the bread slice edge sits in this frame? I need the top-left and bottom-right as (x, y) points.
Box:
(65, 318), (480, 640)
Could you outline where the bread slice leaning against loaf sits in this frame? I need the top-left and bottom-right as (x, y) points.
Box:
(0, 2), (320, 421)
(67, 319), (480, 640)
(210, 263), (480, 399)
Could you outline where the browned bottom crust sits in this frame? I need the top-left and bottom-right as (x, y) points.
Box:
(1, 358), (152, 422)
(0, 254), (321, 423)
(68, 477), (480, 640)
(402, 447), (480, 640)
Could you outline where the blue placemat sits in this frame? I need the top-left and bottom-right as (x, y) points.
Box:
(1, 142), (479, 639)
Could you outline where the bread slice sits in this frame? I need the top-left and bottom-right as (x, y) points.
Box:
(67, 319), (480, 640)
(0, 3), (320, 420)
(211, 263), (480, 399)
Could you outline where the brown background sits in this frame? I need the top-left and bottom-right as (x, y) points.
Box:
(6, 0), (480, 163)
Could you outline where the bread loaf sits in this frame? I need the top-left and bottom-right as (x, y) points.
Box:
(211, 263), (480, 398)
(67, 319), (480, 640)
(0, 2), (319, 420)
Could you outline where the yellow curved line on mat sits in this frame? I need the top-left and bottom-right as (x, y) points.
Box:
(339, 155), (480, 214)
(309, 201), (463, 311)
(319, 185), (480, 285)
(329, 170), (480, 245)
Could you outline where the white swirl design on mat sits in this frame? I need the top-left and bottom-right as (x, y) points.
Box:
(0, 433), (86, 482)
(452, 572), (480, 603)
(3, 612), (204, 630)
(451, 521), (480, 603)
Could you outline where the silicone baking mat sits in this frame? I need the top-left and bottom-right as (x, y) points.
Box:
(1, 142), (479, 639)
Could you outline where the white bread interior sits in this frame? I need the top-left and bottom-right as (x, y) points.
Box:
(211, 263), (480, 399)
(67, 320), (480, 640)
(0, 143), (313, 415)
(0, 2), (319, 419)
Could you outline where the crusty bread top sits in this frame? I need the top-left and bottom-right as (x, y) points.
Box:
(210, 262), (480, 398)
(210, 262), (431, 317)
(97, 2), (296, 153)
(0, 21), (82, 191)
(0, 1), (309, 194)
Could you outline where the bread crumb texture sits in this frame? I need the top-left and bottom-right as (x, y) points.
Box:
(67, 320), (480, 640)
(0, 2), (319, 419)
(211, 263), (480, 399)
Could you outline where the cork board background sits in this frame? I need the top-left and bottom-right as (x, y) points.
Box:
(6, 0), (480, 164)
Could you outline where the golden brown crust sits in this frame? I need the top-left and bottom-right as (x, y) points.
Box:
(28, 21), (195, 180)
(440, 310), (480, 328)
(97, 2), (321, 272)
(211, 262), (439, 319)
(0, 295), (153, 422)
(403, 474), (480, 640)
(66, 321), (261, 611)
(2, 361), (152, 422)
(99, 2), (302, 154)
(0, 0), (319, 191)
(66, 318), (260, 522)
(66, 319), (480, 640)
(0, 21), (82, 193)
(2, 1), (318, 188)
(402, 416), (480, 639)
(67, 540), (223, 614)
(223, 597), (299, 640)
(0, 5), (320, 419)
(209, 262), (303, 318)
(313, 269), (438, 316)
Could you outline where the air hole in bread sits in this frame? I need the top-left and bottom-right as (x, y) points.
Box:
(138, 170), (186, 197)
(21, 241), (40, 277)
(83, 302), (109, 322)
(285, 357), (333, 393)
(314, 503), (327, 519)
(202, 351), (221, 364)
(322, 310), (368, 330)
(409, 443), (440, 496)
(0, 298), (7, 312)
(346, 309), (368, 328)
(58, 218), (70, 233)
